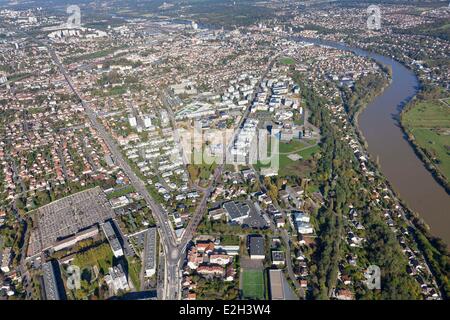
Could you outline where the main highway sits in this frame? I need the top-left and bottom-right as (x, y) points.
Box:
(45, 44), (182, 299)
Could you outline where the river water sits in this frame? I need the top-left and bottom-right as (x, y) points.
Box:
(158, 24), (450, 243)
(294, 37), (450, 245)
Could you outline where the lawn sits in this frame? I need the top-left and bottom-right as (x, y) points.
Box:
(254, 140), (320, 176)
(68, 243), (115, 299)
(409, 128), (450, 180)
(279, 142), (320, 168)
(279, 57), (296, 65)
(106, 185), (135, 199)
(242, 269), (265, 300)
(187, 163), (217, 183)
(7, 72), (31, 83)
(127, 257), (142, 289)
(220, 235), (241, 246)
(64, 47), (123, 64)
(298, 144), (321, 160)
(73, 243), (114, 275)
(403, 100), (450, 182)
(279, 140), (309, 154)
(403, 101), (450, 128)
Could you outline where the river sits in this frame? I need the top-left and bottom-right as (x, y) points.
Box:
(294, 36), (450, 245)
(141, 22), (450, 244)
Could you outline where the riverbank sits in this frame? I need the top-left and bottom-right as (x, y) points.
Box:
(352, 73), (392, 149)
(295, 35), (450, 246)
(349, 63), (450, 298)
(400, 97), (450, 194)
(345, 37), (450, 193)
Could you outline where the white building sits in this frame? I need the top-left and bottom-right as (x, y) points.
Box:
(209, 254), (231, 266)
(128, 115), (137, 127)
(102, 221), (124, 258)
(143, 116), (152, 128)
(293, 211), (310, 223)
(296, 221), (314, 235)
(1, 247), (11, 273)
(0, 75), (7, 84)
(105, 265), (129, 295)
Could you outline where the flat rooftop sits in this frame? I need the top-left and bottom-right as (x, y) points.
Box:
(269, 269), (298, 300)
(223, 201), (249, 221)
(27, 187), (115, 257)
(102, 220), (122, 253)
(248, 235), (265, 256)
(42, 261), (62, 300)
(269, 269), (284, 300)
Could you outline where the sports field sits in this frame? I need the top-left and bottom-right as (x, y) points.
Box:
(242, 269), (265, 300)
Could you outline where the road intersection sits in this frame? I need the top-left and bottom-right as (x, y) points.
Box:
(47, 41), (282, 300)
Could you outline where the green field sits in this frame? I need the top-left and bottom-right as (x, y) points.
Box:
(64, 47), (124, 64)
(106, 185), (135, 199)
(279, 57), (296, 65)
(6, 72), (31, 83)
(403, 101), (450, 127)
(127, 257), (142, 289)
(92, 86), (127, 97)
(242, 270), (265, 300)
(403, 100), (450, 182)
(278, 140), (308, 154)
(220, 235), (240, 246)
(298, 144), (321, 160)
(73, 243), (114, 275)
(254, 139), (320, 176)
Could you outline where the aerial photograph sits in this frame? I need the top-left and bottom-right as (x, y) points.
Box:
(0, 0), (448, 310)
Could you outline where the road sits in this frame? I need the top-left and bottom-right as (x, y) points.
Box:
(160, 93), (190, 168)
(45, 44), (182, 300)
(47, 40), (283, 300)
(152, 52), (282, 297)
(252, 167), (305, 299)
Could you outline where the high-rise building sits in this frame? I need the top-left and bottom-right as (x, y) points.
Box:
(144, 227), (157, 277)
(128, 115), (137, 127)
(143, 116), (152, 128)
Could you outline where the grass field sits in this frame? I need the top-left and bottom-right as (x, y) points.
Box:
(254, 139), (320, 176)
(403, 101), (450, 128)
(278, 140), (308, 154)
(7, 72), (31, 83)
(220, 235), (240, 246)
(242, 269), (265, 300)
(279, 57), (296, 65)
(127, 257), (142, 289)
(73, 243), (114, 275)
(106, 185), (135, 199)
(403, 100), (450, 182)
(298, 144), (321, 160)
(64, 47), (123, 64)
